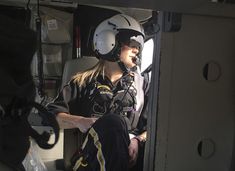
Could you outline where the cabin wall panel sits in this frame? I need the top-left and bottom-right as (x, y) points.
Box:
(156, 14), (235, 171)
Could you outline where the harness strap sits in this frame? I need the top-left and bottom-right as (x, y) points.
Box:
(1, 99), (60, 149)
(28, 101), (60, 149)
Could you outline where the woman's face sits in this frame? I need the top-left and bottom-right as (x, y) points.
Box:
(119, 43), (140, 69)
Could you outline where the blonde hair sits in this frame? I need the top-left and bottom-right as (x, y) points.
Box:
(72, 59), (105, 87)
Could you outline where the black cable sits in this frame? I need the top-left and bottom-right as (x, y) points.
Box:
(119, 79), (134, 103)
(109, 73), (136, 113)
(35, 0), (45, 98)
(24, 0), (32, 27)
(26, 0), (31, 9)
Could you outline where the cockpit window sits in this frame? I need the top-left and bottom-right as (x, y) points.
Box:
(141, 38), (154, 72)
(141, 38), (154, 78)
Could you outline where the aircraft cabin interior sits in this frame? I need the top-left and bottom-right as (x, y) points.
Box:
(0, 0), (235, 171)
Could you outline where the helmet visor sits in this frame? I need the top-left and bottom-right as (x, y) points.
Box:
(120, 36), (144, 53)
(129, 35), (144, 52)
(125, 37), (143, 52)
(117, 29), (145, 52)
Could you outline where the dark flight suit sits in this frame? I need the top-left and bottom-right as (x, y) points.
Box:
(47, 72), (148, 171)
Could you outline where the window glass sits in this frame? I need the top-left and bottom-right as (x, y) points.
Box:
(141, 38), (154, 73)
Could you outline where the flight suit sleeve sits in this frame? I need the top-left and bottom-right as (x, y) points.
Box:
(46, 80), (80, 116)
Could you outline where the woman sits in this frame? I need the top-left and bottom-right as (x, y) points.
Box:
(47, 14), (148, 171)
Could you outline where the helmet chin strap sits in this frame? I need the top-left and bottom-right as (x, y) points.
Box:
(117, 60), (129, 73)
(117, 60), (138, 73)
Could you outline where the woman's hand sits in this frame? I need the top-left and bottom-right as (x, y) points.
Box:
(56, 112), (97, 132)
(72, 116), (97, 133)
(128, 137), (139, 168)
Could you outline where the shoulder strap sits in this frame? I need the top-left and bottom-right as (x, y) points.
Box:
(141, 64), (152, 95)
(142, 72), (150, 95)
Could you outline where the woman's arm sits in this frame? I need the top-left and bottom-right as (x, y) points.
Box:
(128, 131), (147, 167)
(133, 131), (147, 144)
(56, 112), (97, 133)
(47, 81), (97, 133)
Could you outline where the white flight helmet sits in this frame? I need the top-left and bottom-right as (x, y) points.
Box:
(93, 14), (145, 62)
